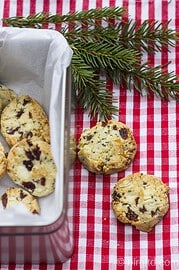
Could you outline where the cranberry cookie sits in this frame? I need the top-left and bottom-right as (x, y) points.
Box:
(7, 138), (56, 197)
(1, 187), (40, 214)
(112, 172), (169, 232)
(1, 95), (50, 147)
(78, 120), (137, 174)
(0, 142), (7, 178)
(0, 84), (16, 115)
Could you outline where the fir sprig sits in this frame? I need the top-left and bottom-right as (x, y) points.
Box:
(119, 19), (177, 53)
(71, 49), (118, 119)
(3, 7), (126, 28)
(3, 7), (179, 119)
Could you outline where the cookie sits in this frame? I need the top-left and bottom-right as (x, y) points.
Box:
(7, 138), (56, 197)
(1, 95), (50, 147)
(0, 141), (7, 178)
(1, 187), (40, 214)
(77, 120), (137, 174)
(0, 84), (16, 115)
(112, 172), (169, 232)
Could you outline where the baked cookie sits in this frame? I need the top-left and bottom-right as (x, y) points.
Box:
(1, 95), (50, 147)
(77, 120), (137, 174)
(0, 84), (16, 115)
(1, 187), (40, 214)
(112, 172), (169, 232)
(7, 138), (56, 197)
(0, 141), (7, 178)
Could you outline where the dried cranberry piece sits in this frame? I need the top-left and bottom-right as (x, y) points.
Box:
(126, 207), (138, 221)
(139, 205), (147, 213)
(23, 97), (32, 106)
(22, 181), (35, 191)
(6, 126), (20, 134)
(101, 121), (108, 127)
(32, 210), (39, 214)
(112, 190), (122, 201)
(40, 177), (46, 186)
(26, 131), (33, 138)
(135, 197), (139, 206)
(25, 150), (34, 161)
(151, 207), (159, 217)
(32, 146), (41, 160)
(119, 128), (128, 139)
(2, 193), (7, 208)
(26, 139), (33, 147)
(16, 109), (24, 118)
(23, 160), (34, 171)
(113, 125), (118, 130)
(20, 190), (27, 200)
(86, 134), (93, 141)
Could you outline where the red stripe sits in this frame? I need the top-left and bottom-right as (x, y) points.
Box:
(2, 0), (10, 25)
(71, 105), (84, 270)
(8, 264), (16, 270)
(132, 90), (141, 174)
(95, 1), (111, 268)
(147, 2), (156, 269)
(101, 175), (111, 269)
(96, 0), (102, 8)
(85, 107), (97, 269)
(147, 102), (156, 270)
(9, 236), (16, 264)
(55, 263), (62, 270)
(114, 2), (129, 269)
(43, 0), (50, 28)
(82, 0), (89, 10)
(56, 0), (62, 14)
(23, 263), (33, 270)
(68, 0), (76, 32)
(43, 0), (49, 13)
(16, 0), (23, 16)
(122, 0), (129, 19)
(117, 85), (127, 270)
(131, 2), (142, 269)
(30, 0), (36, 14)
(70, 0), (76, 12)
(85, 175), (96, 270)
(109, 0), (116, 7)
(161, 2), (171, 270)
(56, 0), (63, 30)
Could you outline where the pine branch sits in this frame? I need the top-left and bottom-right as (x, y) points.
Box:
(3, 7), (126, 28)
(114, 63), (179, 100)
(66, 20), (177, 54)
(72, 53), (118, 119)
(2, 7), (179, 119)
(119, 19), (177, 53)
(71, 39), (140, 71)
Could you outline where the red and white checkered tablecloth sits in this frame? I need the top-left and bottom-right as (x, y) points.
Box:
(1, 0), (179, 269)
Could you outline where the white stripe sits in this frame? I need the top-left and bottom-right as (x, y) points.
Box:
(22, 0), (30, 16)
(9, 0), (17, 16)
(153, 3), (164, 270)
(62, 0), (71, 15)
(35, 0), (44, 13)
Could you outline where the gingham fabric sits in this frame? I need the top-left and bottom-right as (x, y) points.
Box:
(1, 0), (179, 269)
